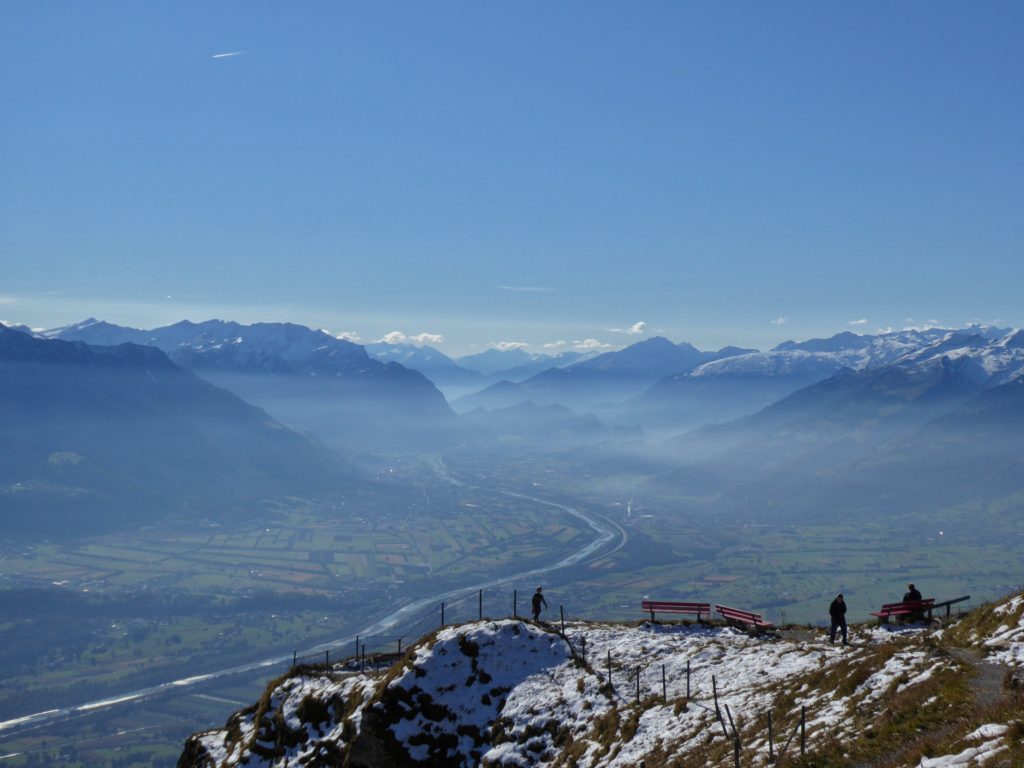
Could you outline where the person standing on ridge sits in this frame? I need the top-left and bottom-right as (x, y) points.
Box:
(532, 586), (548, 621)
(829, 593), (848, 645)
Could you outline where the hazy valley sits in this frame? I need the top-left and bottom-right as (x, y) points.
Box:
(2, 318), (1024, 765)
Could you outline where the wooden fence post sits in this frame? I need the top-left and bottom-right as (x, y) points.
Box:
(635, 666), (640, 703)
(441, 601), (445, 628)
(292, 649), (297, 667)
(800, 705), (806, 755)
(325, 650), (329, 667)
(725, 704), (739, 757)
(479, 589), (483, 621)
(560, 605), (565, 634)
(686, 659), (691, 699)
(661, 664), (667, 700)
(607, 650), (612, 688)
(514, 589), (517, 619)
(713, 675), (721, 721)
(768, 710), (774, 763)
(713, 675), (728, 737)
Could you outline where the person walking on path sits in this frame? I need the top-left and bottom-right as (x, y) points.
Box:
(829, 594), (848, 645)
(531, 586), (548, 622)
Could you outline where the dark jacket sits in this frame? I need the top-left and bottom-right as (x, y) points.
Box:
(903, 588), (922, 602)
(829, 598), (847, 621)
(532, 592), (547, 611)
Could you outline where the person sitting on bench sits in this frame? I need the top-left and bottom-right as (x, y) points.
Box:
(902, 583), (924, 621)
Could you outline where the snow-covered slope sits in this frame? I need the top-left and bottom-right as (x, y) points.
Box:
(180, 599), (1024, 768)
(630, 327), (1020, 434)
(689, 328), (956, 379)
(951, 592), (1024, 679)
(902, 329), (1024, 385)
(48, 318), (370, 369)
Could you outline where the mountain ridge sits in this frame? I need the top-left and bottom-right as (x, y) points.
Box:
(45, 318), (462, 451)
(178, 592), (1024, 767)
(0, 325), (346, 535)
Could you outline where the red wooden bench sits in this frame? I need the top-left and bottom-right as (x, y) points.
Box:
(871, 598), (936, 624)
(641, 600), (712, 622)
(714, 604), (774, 632)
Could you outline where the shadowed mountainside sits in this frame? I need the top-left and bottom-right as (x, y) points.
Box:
(0, 325), (347, 535)
(46, 319), (467, 452)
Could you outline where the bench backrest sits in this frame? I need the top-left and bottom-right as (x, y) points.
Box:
(879, 598), (935, 611)
(642, 600), (711, 612)
(715, 604), (767, 624)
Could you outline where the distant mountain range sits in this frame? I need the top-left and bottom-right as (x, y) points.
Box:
(452, 336), (754, 413)
(632, 328), (1024, 524)
(32, 318), (1024, 459)
(365, 342), (483, 389)
(360, 344), (595, 399)
(46, 319), (464, 452)
(625, 327), (1013, 434)
(0, 325), (345, 535)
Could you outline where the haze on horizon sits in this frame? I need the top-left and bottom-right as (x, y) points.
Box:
(3, 2), (1022, 356)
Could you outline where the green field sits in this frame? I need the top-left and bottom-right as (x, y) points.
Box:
(4, 451), (1024, 766)
(0, 458), (593, 766)
(445, 450), (1024, 627)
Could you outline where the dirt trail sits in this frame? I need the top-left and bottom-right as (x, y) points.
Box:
(949, 647), (1010, 709)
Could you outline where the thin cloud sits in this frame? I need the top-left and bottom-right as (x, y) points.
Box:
(543, 340), (567, 350)
(770, 317), (787, 326)
(493, 341), (529, 352)
(334, 330), (362, 343)
(378, 331), (444, 345)
(573, 338), (614, 351)
(902, 321), (945, 332)
(499, 286), (553, 293)
(212, 51), (245, 59)
(608, 321), (648, 336)
(410, 332), (444, 345)
(849, 318), (868, 326)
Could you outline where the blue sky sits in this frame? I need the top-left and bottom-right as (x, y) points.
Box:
(2, 2), (1021, 355)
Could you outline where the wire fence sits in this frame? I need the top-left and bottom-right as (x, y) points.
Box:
(277, 585), (975, 766)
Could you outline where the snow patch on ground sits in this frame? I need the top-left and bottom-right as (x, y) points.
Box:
(978, 594), (1024, 670)
(917, 722), (1008, 767)
(195, 672), (372, 767)
(185, 606), (1020, 768)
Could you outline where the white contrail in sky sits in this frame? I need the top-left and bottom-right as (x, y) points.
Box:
(212, 51), (244, 59)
